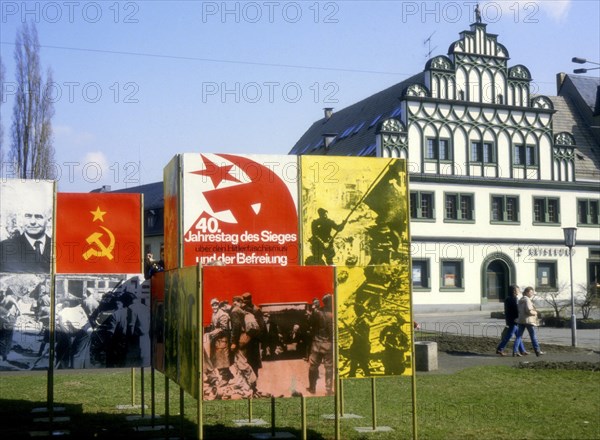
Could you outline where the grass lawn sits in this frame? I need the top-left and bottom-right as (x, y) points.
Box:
(1, 365), (599, 439)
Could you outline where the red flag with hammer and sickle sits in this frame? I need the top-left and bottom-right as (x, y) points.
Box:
(56, 193), (142, 273)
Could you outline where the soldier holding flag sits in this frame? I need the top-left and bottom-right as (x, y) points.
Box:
(309, 208), (346, 265)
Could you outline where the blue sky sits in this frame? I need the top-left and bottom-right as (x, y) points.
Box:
(1, 0), (599, 192)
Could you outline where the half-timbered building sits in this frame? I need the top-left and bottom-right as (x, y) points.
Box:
(290, 22), (600, 311)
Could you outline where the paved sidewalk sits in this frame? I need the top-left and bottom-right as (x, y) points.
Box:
(414, 310), (600, 350)
(426, 349), (600, 375)
(413, 310), (600, 374)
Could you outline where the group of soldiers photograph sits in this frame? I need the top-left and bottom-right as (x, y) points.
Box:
(203, 292), (335, 400)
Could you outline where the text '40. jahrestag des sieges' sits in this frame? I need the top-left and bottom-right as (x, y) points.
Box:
(186, 229), (298, 266)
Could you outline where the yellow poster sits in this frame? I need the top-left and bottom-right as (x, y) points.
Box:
(337, 265), (412, 377)
(300, 156), (408, 267)
(299, 156), (411, 377)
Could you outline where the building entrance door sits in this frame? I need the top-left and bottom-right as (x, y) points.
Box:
(486, 260), (508, 301)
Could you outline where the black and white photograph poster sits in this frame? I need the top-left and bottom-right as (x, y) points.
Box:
(0, 179), (54, 274)
(54, 274), (150, 369)
(0, 274), (51, 371)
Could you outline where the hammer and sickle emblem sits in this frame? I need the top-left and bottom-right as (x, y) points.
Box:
(82, 226), (116, 261)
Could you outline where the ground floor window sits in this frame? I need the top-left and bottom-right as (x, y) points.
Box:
(589, 249), (600, 289)
(536, 260), (557, 289)
(441, 260), (463, 289)
(412, 259), (430, 289)
(589, 260), (600, 288)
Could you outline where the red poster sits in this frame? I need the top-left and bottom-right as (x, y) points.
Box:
(56, 193), (142, 273)
(201, 265), (335, 400)
(201, 265), (333, 323)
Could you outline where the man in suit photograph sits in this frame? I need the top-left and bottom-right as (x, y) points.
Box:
(0, 208), (52, 273)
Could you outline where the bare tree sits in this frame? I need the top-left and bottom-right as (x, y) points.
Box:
(10, 22), (55, 179)
(0, 56), (5, 167)
(536, 281), (569, 318)
(576, 283), (600, 320)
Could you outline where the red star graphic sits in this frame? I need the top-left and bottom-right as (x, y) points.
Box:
(190, 154), (241, 188)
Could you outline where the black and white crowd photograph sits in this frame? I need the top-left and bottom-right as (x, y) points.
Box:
(0, 273), (150, 371)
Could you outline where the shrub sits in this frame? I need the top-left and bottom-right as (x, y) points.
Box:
(543, 316), (567, 328)
(536, 282), (569, 318)
(576, 283), (600, 319)
(542, 317), (600, 329)
(577, 319), (600, 330)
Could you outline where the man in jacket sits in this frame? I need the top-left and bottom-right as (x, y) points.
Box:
(0, 208), (52, 273)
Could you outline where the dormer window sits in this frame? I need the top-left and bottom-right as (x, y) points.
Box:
(146, 210), (156, 228)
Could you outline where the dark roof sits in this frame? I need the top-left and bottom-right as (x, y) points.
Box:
(568, 75), (599, 113)
(553, 74), (600, 180)
(111, 182), (163, 210)
(290, 73), (423, 157)
(550, 94), (600, 180)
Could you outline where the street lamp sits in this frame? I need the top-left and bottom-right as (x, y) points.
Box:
(572, 57), (600, 74)
(563, 227), (577, 347)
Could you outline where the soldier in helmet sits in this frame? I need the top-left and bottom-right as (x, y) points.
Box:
(306, 293), (334, 395)
(309, 208), (345, 265)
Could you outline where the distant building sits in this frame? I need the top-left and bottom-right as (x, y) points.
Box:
(110, 182), (164, 260)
